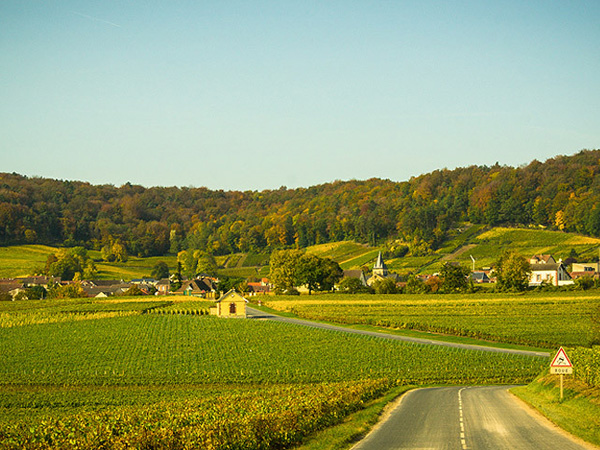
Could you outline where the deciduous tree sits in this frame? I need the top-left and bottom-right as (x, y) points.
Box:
(495, 251), (531, 292)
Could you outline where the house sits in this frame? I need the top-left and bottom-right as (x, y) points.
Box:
(570, 262), (600, 280)
(247, 278), (272, 295)
(367, 252), (399, 286)
(470, 271), (491, 283)
(156, 278), (171, 295)
(342, 270), (368, 287)
(571, 262), (600, 273)
(15, 276), (60, 288)
(131, 278), (156, 285)
(0, 280), (24, 300)
(81, 282), (132, 298)
(529, 255), (573, 287)
(210, 289), (248, 318)
(175, 278), (217, 299)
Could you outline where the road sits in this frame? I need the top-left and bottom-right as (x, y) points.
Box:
(245, 306), (550, 358)
(351, 386), (594, 450)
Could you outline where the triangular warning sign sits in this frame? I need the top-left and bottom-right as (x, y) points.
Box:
(550, 347), (572, 368)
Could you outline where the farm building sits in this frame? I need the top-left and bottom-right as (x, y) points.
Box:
(210, 289), (248, 318)
(529, 255), (573, 287)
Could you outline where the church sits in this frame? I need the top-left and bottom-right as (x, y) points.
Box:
(367, 252), (399, 286)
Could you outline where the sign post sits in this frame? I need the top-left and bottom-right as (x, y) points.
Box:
(550, 347), (573, 400)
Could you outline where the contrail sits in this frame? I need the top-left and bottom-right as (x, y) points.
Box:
(71, 11), (122, 28)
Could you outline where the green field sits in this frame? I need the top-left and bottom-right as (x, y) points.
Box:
(264, 292), (600, 348)
(0, 245), (57, 278)
(0, 298), (547, 449)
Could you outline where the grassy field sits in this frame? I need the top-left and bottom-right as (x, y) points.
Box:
(0, 297), (547, 449)
(0, 245), (56, 278)
(263, 291), (600, 349)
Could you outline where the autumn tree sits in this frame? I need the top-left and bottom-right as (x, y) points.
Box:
(494, 251), (531, 292)
(177, 250), (218, 278)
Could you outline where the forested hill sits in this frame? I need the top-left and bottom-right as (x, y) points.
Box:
(1, 149), (600, 257)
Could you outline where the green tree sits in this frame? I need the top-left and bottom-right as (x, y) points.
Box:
(194, 250), (218, 276)
(47, 283), (86, 299)
(151, 261), (170, 280)
(45, 247), (94, 281)
(101, 239), (128, 263)
(269, 249), (304, 294)
(316, 258), (344, 291)
(405, 275), (429, 294)
(24, 285), (46, 300)
(122, 285), (144, 296)
(372, 278), (398, 294)
(440, 262), (470, 293)
(495, 251), (531, 292)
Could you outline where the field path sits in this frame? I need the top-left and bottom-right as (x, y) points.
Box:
(245, 307), (550, 358)
(441, 243), (477, 261)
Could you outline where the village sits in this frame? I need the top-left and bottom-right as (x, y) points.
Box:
(1, 252), (597, 304)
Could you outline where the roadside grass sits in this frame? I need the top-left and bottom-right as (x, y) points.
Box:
(294, 385), (414, 450)
(511, 374), (600, 447)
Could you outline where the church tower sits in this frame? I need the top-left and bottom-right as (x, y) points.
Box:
(372, 251), (388, 277)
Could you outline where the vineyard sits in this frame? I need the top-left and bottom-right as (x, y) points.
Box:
(264, 292), (600, 348)
(0, 297), (549, 449)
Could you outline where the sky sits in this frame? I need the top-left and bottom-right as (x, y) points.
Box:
(1, 1), (599, 191)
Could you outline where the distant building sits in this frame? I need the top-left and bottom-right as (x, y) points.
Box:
(470, 271), (491, 283)
(341, 270), (368, 287)
(529, 255), (573, 286)
(570, 262), (600, 280)
(367, 252), (399, 286)
(210, 290), (248, 318)
(174, 278), (217, 299)
(156, 278), (171, 295)
(247, 278), (272, 295)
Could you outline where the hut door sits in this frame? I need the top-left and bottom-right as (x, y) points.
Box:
(229, 303), (237, 314)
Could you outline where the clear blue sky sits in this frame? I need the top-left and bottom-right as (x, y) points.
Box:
(2, 1), (599, 191)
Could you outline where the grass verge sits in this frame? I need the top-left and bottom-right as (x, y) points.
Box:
(511, 374), (600, 447)
(293, 385), (414, 450)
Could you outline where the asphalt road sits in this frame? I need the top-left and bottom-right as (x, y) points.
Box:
(245, 306), (550, 358)
(351, 386), (594, 450)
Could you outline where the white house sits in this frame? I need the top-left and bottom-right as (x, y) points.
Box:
(529, 255), (573, 287)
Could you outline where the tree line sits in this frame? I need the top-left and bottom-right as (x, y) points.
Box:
(1, 149), (600, 257)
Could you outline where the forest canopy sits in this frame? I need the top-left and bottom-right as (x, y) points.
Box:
(1, 149), (600, 257)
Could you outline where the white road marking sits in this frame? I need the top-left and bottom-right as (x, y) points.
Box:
(458, 388), (468, 449)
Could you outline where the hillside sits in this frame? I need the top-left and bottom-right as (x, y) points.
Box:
(2, 227), (600, 280)
(2, 149), (600, 263)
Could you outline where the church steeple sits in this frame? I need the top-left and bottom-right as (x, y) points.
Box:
(373, 251), (388, 277)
